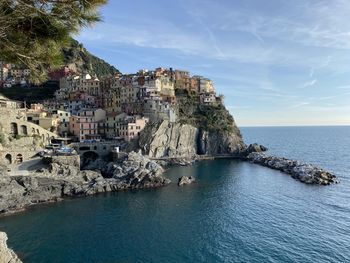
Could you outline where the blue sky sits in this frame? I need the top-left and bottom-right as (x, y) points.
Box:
(76, 0), (350, 126)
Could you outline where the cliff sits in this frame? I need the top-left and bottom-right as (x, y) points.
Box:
(139, 90), (245, 158)
(0, 232), (22, 263)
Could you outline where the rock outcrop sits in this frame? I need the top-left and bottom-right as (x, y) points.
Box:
(0, 152), (170, 214)
(139, 120), (245, 159)
(240, 143), (268, 157)
(139, 120), (198, 158)
(0, 232), (22, 263)
(178, 176), (196, 186)
(247, 152), (337, 185)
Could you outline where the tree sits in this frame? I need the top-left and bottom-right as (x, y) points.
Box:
(0, 0), (107, 84)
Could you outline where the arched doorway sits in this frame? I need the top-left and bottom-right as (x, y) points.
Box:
(10, 123), (18, 136)
(82, 151), (99, 161)
(20, 125), (28, 135)
(5, 154), (12, 165)
(16, 154), (23, 164)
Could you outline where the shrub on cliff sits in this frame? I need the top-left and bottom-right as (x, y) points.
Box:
(175, 89), (236, 133)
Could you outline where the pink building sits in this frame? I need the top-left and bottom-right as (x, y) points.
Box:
(69, 115), (100, 141)
(119, 116), (149, 141)
(69, 109), (106, 141)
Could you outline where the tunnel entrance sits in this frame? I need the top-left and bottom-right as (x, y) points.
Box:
(16, 154), (23, 164)
(82, 151), (99, 161)
(5, 154), (12, 165)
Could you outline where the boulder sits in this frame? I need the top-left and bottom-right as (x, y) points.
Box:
(178, 176), (196, 186)
(241, 143), (268, 156)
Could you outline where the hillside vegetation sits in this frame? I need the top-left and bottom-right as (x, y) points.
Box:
(63, 38), (120, 78)
(175, 89), (239, 134)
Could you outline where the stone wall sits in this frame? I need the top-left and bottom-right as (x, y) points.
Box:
(0, 108), (59, 164)
(0, 137), (43, 164)
(0, 108), (58, 145)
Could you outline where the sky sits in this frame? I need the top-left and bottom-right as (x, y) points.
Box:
(76, 0), (350, 127)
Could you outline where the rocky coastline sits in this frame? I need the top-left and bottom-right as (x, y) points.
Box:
(0, 232), (22, 263)
(0, 152), (169, 215)
(247, 152), (338, 185)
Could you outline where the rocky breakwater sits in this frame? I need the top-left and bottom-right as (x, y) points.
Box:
(247, 152), (337, 185)
(0, 232), (22, 263)
(0, 152), (169, 214)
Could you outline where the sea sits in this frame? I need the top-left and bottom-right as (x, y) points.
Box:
(0, 126), (349, 263)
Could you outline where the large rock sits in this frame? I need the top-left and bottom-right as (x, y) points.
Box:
(241, 143), (268, 157)
(139, 120), (199, 158)
(139, 120), (245, 158)
(0, 232), (22, 263)
(178, 176), (196, 186)
(247, 152), (337, 185)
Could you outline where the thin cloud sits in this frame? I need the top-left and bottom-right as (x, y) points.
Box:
(302, 79), (317, 88)
(290, 102), (311, 109)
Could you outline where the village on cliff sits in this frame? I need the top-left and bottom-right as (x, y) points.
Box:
(0, 62), (220, 165)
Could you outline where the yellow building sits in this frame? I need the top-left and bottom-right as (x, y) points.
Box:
(39, 116), (60, 132)
(199, 77), (215, 94)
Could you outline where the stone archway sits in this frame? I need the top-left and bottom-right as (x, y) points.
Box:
(82, 151), (99, 161)
(20, 125), (28, 135)
(5, 154), (12, 165)
(16, 154), (23, 164)
(10, 122), (18, 136)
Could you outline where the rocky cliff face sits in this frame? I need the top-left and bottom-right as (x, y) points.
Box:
(0, 232), (22, 263)
(139, 90), (246, 159)
(139, 120), (245, 159)
(139, 121), (198, 158)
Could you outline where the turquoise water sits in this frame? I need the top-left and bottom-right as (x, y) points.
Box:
(1, 126), (349, 262)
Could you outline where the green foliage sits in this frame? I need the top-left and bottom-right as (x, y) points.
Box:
(0, 0), (107, 84)
(62, 38), (119, 78)
(176, 91), (236, 133)
(15, 134), (25, 140)
(0, 82), (59, 103)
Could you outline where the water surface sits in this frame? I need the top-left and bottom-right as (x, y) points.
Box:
(1, 126), (349, 262)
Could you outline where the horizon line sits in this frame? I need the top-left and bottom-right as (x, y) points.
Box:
(239, 124), (350, 128)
